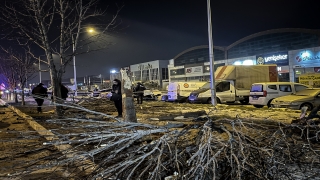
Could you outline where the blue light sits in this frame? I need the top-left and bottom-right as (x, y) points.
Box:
(302, 51), (310, 58)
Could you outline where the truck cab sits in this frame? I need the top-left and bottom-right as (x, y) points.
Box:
(189, 80), (240, 104)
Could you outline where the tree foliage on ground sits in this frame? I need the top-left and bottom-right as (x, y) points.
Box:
(0, 0), (122, 115)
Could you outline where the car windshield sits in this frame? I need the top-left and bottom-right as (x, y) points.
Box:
(200, 82), (210, 89)
(295, 89), (320, 96)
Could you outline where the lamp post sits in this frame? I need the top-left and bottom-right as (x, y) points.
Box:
(72, 28), (96, 96)
(207, 0), (216, 106)
(38, 55), (46, 83)
(73, 43), (77, 96)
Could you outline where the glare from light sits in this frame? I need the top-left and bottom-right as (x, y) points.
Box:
(110, 70), (117, 74)
(88, 28), (95, 33)
(233, 61), (241, 65)
(302, 51), (310, 58)
(243, 60), (254, 65)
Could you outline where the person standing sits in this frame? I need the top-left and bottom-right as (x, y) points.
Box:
(134, 82), (146, 104)
(60, 83), (69, 100)
(111, 79), (122, 118)
(51, 83), (69, 101)
(32, 83), (48, 113)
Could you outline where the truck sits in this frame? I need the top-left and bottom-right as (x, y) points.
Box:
(166, 81), (207, 102)
(298, 73), (320, 88)
(188, 65), (278, 104)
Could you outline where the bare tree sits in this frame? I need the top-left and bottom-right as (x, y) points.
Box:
(0, 54), (18, 102)
(0, 47), (37, 105)
(0, 0), (123, 115)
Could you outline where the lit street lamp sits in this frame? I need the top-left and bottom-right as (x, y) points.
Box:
(73, 27), (96, 96)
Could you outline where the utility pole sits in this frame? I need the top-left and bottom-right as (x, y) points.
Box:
(207, 0), (216, 106)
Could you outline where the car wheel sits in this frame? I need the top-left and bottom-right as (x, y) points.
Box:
(267, 99), (274, 108)
(253, 105), (264, 108)
(300, 103), (313, 111)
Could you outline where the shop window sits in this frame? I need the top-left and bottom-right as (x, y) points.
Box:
(170, 68), (184, 76)
(279, 85), (292, 92)
(305, 68), (314, 74)
(314, 67), (320, 72)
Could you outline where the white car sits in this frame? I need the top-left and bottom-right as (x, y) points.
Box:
(249, 82), (309, 108)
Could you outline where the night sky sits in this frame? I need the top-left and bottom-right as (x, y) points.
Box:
(44, 0), (320, 81)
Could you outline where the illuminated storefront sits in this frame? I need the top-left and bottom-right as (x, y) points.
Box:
(289, 46), (320, 82)
(256, 52), (289, 81)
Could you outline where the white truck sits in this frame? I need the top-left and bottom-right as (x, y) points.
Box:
(188, 65), (278, 104)
(166, 82), (207, 102)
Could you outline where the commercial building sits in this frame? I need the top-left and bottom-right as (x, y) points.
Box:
(168, 28), (320, 82)
(129, 60), (169, 89)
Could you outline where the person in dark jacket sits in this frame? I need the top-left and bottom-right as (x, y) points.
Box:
(134, 82), (145, 104)
(60, 84), (69, 100)
(111, 79), (122, 118)
(32, 83), (48, 113)
(51, 83), (69, 101)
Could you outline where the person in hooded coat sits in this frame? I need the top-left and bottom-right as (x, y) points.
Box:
(111, 79), (122, 118)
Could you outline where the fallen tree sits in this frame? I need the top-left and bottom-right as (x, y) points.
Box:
(2, 99), (320, 179)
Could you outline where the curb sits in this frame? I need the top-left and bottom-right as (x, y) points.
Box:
(0, 99), (96, 175)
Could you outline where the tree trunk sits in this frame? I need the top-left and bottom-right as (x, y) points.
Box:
(121, 69), (137, 122)
(50, 69), (63, 117)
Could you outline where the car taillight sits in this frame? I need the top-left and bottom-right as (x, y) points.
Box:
(263, 90), (267, 97)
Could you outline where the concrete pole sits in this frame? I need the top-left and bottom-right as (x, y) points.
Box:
(207, 0), (216, 106)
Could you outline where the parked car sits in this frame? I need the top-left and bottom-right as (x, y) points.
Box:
(270, 88), (320, 110)
(249, 82), (310, 108)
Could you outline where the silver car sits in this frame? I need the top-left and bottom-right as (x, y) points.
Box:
(271, 88), (320, 110)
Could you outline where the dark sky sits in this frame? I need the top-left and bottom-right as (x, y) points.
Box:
(51, 0), (320, 81)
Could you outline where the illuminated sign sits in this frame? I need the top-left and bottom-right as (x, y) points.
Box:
(256, 52), (288, 66)
(295, 50), (320, 62)
(185, 66), (203, 74)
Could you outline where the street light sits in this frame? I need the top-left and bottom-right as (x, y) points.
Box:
(207, 0), (216, 106)
(73, 27), (96, 96)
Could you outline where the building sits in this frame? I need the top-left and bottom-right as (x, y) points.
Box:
(130, 60), (169, 89)
(168, 28), (320, 82)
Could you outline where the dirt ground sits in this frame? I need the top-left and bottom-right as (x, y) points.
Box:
(0, 97), (308, 179)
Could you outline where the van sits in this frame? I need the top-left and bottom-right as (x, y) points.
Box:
(249, 82), (310, 108)
(167, 82), (206, 102)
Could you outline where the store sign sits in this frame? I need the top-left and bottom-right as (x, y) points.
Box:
(185, 66), (203, 74)
(295, 50), (320, 63)
(256, 52), (289, 66)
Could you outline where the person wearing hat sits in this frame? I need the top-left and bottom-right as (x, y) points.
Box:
(32, 83), (48, 113)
